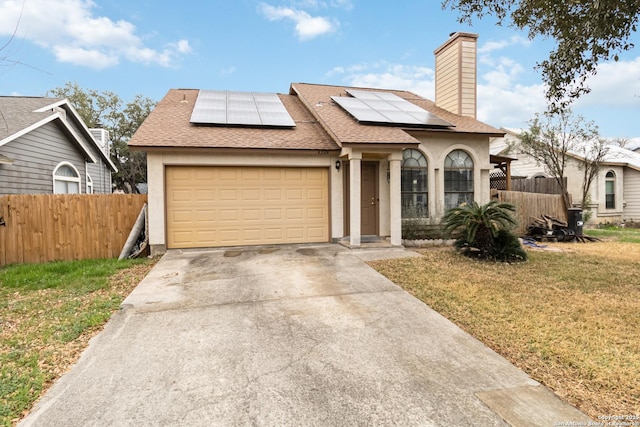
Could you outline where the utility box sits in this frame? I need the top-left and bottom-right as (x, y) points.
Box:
(567, 208), (584, 236)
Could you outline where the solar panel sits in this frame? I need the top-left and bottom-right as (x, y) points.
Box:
(331, 97), (389, 123)
(331, 89), (454, 128)
(190, 90), (295, 127)
(190, 90), (227, 124)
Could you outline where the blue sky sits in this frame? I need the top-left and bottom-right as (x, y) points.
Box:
(0, 0), (639, 141)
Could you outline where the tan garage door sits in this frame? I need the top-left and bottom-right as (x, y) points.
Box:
(165, 166), (329, 249)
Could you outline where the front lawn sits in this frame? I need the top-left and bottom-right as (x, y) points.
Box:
(585, 225), (640, 243)
(370, 241), (640, 419)
(0, 258), (156, 426)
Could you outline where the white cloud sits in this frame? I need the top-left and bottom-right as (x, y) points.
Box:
(0, 0), (191, 69)
(292, 0), (353, 11)
(477, 81), (546, 128)
(478, 35), (531, 55)
(53, 45), (119, 68)
(476, 50), (546, 127)
(172, 39), (192, 55)
(574, 56), (640, 108)
(482, 57), (524, 89)
(330, 0), (353, 10)
(326, 61), (435, 97)
(259, 3), (337, 40)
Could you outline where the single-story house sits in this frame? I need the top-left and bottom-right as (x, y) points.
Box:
(0, 97), (117, 195)
(491, 128), (640, 223)
(129, 32), (504, 255)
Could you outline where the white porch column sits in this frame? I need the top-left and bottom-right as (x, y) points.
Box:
(349, 153), (362, 246)
(434, 168), (443, 218)
(389, 154), (402, 246)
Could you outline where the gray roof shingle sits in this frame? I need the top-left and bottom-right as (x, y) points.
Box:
(0, 96), (65, 142)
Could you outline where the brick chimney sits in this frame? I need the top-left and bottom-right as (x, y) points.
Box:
(434, 32), (479, 119)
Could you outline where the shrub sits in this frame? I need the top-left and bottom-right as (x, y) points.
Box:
(492, 229), (528, 262)
(442, 201), (527, 262)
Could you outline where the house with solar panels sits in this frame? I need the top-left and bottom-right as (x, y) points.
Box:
(129, 32), (505, 255)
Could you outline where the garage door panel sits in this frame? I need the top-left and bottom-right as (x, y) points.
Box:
(242, 209), (261, 221)
(241, 169), (261, 180)
(241, 189), (261, 200)
(307, 207), (326, 220)
(195, 230), (217, 242)
(218, 209), (237, 221)
(264, 209), (283, 220)
(286, 189), (303, 200)
(264, 169), (283, 180)
(285, 228), (304, 239)
(307, 227), (326, 238)
(195, 189), (215, 201)
(219, 229), (240, 241)
(219, 189), (238, 200)
(264, 189), (282, 200)
(285, 170), (303, 180)
(218, 169), (238, 180)
(286, 208), (304, 219)
(171, 190), (192, 202)
(265, 228), (284, 239)
(306, 188), (325, 200)
(242, 229), (262, 241)
(166, 166), (329, 248)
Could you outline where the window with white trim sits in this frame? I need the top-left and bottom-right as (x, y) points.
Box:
(86, 173), (94, 194)
(53, 162), (81, 194)
(444, 150), (474, 211)
(605, 171), (615, 209)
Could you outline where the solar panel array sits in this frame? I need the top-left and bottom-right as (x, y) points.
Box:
(190, 90), (296, 127)
(331, 89), (453, 128)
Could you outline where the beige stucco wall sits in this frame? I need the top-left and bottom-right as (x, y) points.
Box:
(413, 132), (492, 220)
(147, 135), (492, 253)
(146, 150), (344, 254)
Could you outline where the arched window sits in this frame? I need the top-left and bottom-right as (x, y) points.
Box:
(605, 171), (615, 209)
(86, 173), (94, 194)
(53, 162), (81, 194)
(401, 149), (428, 218)
(444, 150), (473, 211)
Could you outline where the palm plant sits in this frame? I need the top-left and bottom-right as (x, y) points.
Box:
(442, 200), (524, 260)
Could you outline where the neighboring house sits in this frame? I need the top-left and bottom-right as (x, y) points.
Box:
(129, 32), (504, 255)
(0, 97), (117, 195)
(491, 128), (640, 224)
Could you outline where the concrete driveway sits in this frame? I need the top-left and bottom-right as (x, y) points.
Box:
(21, 244), (590, 426)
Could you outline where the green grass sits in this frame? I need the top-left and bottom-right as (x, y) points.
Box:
(370, 242), (640, 419)
(585, 226), (640, 243)
(0, 258), (156, 426)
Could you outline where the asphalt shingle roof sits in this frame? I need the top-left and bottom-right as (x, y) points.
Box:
(290, 83), (504, 146)
(129, 84), (504, 152)
(128, 89), (339, 151)
(0, 96), (65, 142)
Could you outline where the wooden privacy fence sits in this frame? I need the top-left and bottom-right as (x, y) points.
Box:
(511, 177), (566, 195)
(0, 194), (147, 266)
(493, 190), (567, 235)
(490, 174), (566, 195)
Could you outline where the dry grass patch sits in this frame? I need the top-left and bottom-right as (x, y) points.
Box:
(370, 243), (640, 419)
